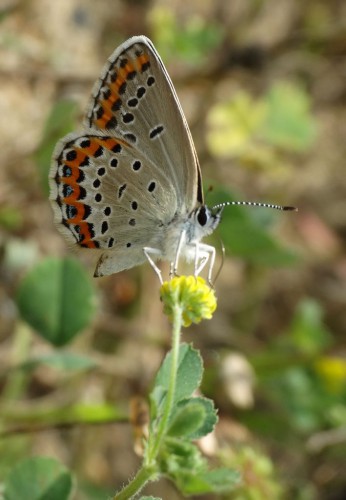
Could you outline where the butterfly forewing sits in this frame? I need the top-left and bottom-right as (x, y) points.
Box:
(85, 35), (203, 209)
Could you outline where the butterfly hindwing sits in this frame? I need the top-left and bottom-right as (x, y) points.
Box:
(50, 131), (178, 260)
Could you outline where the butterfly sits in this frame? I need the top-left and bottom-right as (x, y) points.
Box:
(49, 36), (295, 284)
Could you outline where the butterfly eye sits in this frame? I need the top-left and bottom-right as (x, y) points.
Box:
(197, 206), (208, 226)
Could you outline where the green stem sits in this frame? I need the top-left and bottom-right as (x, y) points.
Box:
(112, 464), (158, 500)
(113, 302), (183, 498)
(147, 303), (183, 461)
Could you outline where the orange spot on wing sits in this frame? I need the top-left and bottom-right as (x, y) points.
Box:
(136, 54), (150, 70)
(101, 93), (120, 116)
(101, 137), (123, 149)
(64, 186), (81, 204)
(119, 61), (136, 80)
(109, 78), (124, 98)
(64, 150), (87, 169)
(78, 222), (97, 248)
(66, 203), (86, 224)
(82, 139), (102, 155)
(95, 116), (111, 128)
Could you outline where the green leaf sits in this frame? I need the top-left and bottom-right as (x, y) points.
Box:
(168, 397), (218, 439)
(162, 438), (240, 496)
(149, 385), (166, 422)
(207, 91), (266, 157)
(289, 299), (332, 355)
(153, 344), (203, 407)
(175, 467), (241, 495)
(162, 437), (207, 473)
(35, 99), (79, 194)
(4, 456), (74, 500)
(262, 81), (316, 152)
(21, 351), (97, 373)
(167, 399), (205, 438)
(2, 402), (126, 427)
(78, 480), (114, 500)
(16, 257), (96, 346)
(149, 7), (222, 65)
(207, 83), (316, 158)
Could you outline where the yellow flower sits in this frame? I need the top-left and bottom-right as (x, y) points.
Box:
(160, 276), (217, 327)
(315, 356), (346, 394)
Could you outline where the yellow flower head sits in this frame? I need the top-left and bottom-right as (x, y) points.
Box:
(160, 276), (217, 327)
(315, 356), (346, 394)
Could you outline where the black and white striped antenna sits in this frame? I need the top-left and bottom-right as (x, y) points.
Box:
(212, 201), (297, 211)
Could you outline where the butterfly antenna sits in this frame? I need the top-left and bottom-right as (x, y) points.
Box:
(213, 201), (298, 211)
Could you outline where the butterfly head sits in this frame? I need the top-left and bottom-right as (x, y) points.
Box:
(190, 205), (224, 241)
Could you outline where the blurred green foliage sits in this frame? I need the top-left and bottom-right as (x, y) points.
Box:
(16, 257), (96, 346)
(0, 207), (22, 230)
(3, 456), (74, 500)
(20, 351), (97, 372)
(149, 6), (223, 64)
(262, 82), (316, 151)
(221, 446), (284, 500)
(289, 299), (332, 356)
(206, 185), (298, 266)
(248, 299), (345, 437)
(207, 82), (316, 170)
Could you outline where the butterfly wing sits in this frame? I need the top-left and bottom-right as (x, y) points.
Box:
(85, 35), (203, 208)
(50, 131), (180, 274)
(49, 36), (202, 275)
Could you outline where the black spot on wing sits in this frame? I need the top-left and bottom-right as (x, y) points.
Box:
(149, 125), (164, 139)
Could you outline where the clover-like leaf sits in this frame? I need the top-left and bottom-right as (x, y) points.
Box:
(168, 397), (217, 440)
(153, 344), (203, 408)
(4, 456), (74, 500)
(16, 257), (96, 346)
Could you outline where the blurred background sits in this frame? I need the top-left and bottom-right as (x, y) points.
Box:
(1, 0), (346, 499)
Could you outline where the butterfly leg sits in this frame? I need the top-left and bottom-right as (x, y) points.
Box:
(172, 229), (187, 277)
(143, 247), (163, 284)
(193, 242), (209, 276)
(194, 243), (216, 286)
